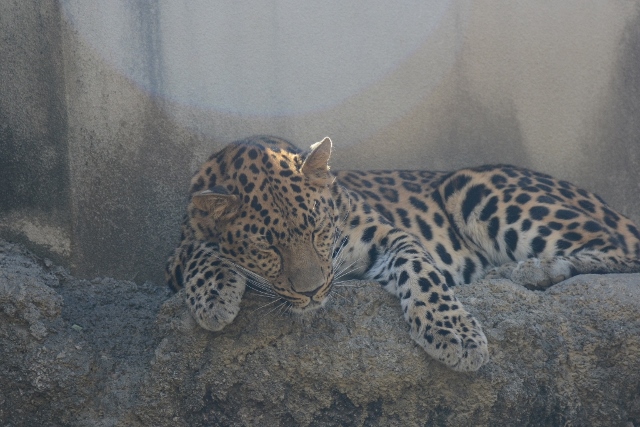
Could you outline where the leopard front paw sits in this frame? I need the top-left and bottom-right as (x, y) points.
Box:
(185, 270), (246, 331)
(409, 310), (489, 371)
(188, 294), (241, 331)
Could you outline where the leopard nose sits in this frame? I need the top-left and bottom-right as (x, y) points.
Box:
(297, 285), (324, 298)
(288, 278), (324, 297)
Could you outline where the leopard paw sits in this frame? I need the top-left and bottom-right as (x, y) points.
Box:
(188, 294), (241, 331)
(184, 269), (246, 331)
(409, 309), (489, 371)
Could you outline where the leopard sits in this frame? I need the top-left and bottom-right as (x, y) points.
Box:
(166, 135), (640, 372)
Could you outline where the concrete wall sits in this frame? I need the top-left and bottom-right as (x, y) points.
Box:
(2, 1), (640, 283)
(0, 1), (70, 263)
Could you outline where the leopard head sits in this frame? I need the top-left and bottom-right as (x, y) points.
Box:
(188, 136), (339, 312)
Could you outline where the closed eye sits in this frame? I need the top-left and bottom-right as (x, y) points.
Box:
(251, 230), (276, 250)
(252, 241), (271, 251)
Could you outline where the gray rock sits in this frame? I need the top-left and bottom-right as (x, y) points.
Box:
(0, 239), (639, 426)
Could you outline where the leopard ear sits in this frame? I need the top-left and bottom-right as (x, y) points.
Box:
(192, 186), (240, 221)
(301, 137), (332, 183)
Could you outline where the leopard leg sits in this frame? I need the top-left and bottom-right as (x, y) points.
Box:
(364, 228), (489, 371)
(485, 250), (640, 290)
(167, 241), (247, 331)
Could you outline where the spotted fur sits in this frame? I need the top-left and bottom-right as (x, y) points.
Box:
(166, 136), (640, 371)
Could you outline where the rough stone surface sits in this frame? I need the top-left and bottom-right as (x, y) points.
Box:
(1, 238), (639, 426)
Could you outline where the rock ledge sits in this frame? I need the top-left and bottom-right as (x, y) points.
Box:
(1, 239), (639, 426)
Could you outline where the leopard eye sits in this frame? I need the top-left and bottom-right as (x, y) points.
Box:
(311, 228), (335, 252)
(249, 236), (272, 252)
(248, 242), (282, 274)
(250, 229), (277, 249)
(313, 212), (333, 231)
(251, 240), (272, 252)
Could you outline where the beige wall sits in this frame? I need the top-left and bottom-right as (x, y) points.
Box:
(1, 1), (639, 282)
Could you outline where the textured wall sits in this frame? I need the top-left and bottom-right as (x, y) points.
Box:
(1, 1), (639, 282)
(0, 1), (70, 263)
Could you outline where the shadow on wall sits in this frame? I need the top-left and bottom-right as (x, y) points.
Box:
(332, 71), (530, 172)
(578, 9), (640, 222)
(62, 44), (206, 284)
(429, 77), (529, 170)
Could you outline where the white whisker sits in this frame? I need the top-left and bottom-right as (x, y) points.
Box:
(250, 298), (281, 314)
(326, 289), (349, 304)
(246, 285), (277, 298)
(245, 279), (274, 293)
(333, 279), (360, 287)
(332, 239), (349, 262)
(262, 300), (288, 319)
(334, 263), (361, 280)
(278, 301), (291, 317)
(334, 257), (357, 272)
(205, 251), (277, 299)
